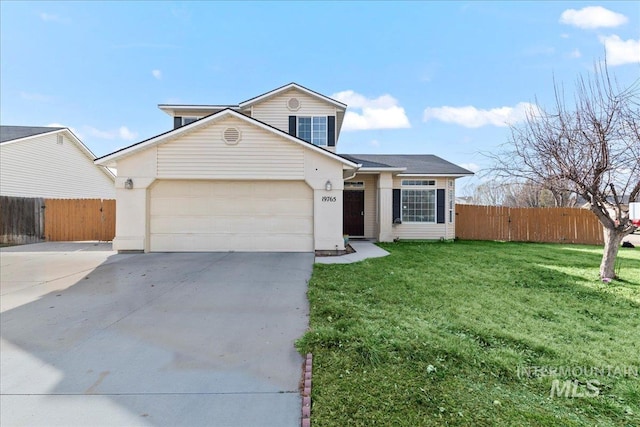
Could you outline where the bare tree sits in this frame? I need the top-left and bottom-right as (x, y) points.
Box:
(490, 61), (639, 279)
(467, 179), (576, 208)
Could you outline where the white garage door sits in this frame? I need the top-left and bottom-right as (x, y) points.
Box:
(150, 180), (314, 252)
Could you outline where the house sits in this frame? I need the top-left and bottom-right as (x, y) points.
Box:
(0, 126), (115, 199)
(95, 83), (473, 253)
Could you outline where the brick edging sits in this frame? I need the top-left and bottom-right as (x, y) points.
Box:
(301, 353), (312, 427)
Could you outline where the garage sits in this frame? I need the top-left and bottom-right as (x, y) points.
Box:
(149, 180), (314, 252)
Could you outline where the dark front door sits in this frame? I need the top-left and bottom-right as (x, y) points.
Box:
(343, 191), (365, 236)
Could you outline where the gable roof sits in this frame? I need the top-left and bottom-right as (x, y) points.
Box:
(239, 82), (347, 109)
(343, 154), (474, 176)
(0, 126), (64, 143)
(95, 108), (359, 169)
(1, 125), (115, 180)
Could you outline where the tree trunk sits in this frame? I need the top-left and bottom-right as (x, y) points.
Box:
(600, 227), (625, 279)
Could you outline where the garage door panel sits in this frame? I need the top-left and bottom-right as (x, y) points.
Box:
(150, 180), (314, 252)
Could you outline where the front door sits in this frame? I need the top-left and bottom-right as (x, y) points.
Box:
(343, 190), (365, 236)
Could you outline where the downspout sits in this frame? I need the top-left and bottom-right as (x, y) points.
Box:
(343, 164), (362, 181)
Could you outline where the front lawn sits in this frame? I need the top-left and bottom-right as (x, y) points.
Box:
(297, 241), (640, 426)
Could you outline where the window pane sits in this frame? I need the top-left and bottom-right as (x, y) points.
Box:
(402, 189), (435, 222)
(298, 117), (311, 142)
(311, 117), (327, 146)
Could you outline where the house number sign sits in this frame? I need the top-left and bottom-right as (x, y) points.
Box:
(322, 196), (337, 202)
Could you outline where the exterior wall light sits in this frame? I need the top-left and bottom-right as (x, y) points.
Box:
(325, 180), (332, 191)
(124, 178), (134, 190)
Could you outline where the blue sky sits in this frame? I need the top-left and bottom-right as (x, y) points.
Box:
(1, 1), (638, 191)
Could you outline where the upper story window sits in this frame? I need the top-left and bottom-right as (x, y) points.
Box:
(182, 117), (198, 126)
(298, 116), (327, 146)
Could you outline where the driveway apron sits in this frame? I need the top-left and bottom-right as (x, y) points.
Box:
(1, 243), (312, 427)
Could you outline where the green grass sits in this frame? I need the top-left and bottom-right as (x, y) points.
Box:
(297, 241), (640, 426)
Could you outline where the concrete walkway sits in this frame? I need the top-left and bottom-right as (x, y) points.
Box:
(315, 241), (390, 264)
(1, 243), (312, 427)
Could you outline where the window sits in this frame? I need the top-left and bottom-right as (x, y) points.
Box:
(448, 179), (454, 223)
(402, 179), (435, 186)
(182, 117), (198, 126)
(402, 188), (436, 222)
(345, 181), (365, 189)
(298, 116), (327, 146)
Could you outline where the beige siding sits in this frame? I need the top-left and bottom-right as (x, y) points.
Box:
(157, 116), (304, 179)
(149, 180), (313, 252)
(391, 176), (455, 240)
(0, 133), (115, 199)
(251, 88), (337, 133)
(346, 174), (378, 238)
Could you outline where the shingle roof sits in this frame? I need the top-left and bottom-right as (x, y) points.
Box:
(0, 126), (63, 143)
(343, 154), (474, 175)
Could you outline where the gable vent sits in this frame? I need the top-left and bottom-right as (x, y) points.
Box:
(223, 127), (241, 145)
(287, 97), (301, 111)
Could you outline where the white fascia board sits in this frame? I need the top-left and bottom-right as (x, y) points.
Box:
(158, 105), (240, 116)
(239, 83), (346, 109)
(396, 173), (475, 177)
(62, 129), (116, 180)
(358, 167), (407, 173)
(95, 109), (359, 169)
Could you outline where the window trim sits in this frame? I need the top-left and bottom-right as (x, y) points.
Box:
(448, 179), (454, 223)
(182, 116), (199, 126)
(345, 181), (365, 189)
(401, 188), (437, 223)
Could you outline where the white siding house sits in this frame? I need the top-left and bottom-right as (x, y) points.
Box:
(96, 83), (473, 253)
(1, 126), (115, 199)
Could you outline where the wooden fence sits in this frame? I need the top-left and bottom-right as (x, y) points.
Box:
(44, 199), (116, 241)
(0, 196), (45, 244)
(455, 204), (604, 245)
(0, 197), (115, 244)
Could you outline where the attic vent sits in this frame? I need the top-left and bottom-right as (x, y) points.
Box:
(56, 135), (63, 145)
(287, 97), (301, 111)
(223, 127), (241, 145)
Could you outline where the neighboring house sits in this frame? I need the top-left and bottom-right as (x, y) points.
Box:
(95, 83), (473, 253)
(1, 126), (115, 199)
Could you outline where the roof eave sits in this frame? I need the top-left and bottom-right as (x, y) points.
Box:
(95, 109), (358, 169)
(396, 172), (475, 177)
(238, 83), (347, 109)
(358, 167), (407, 173)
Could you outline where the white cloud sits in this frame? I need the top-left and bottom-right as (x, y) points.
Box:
(39, 12), (69, 23)
(118, 126), (137, 141)
(459, 163), (481, 173)
(560, 6), (627, 29)
(152, 69), (162, 80)
(20, 91), (50, 102)
(599, 35), (640, 65)
(84, 125), (138, 141)
(331, 90), (411, 131)
(568, 49), (582, 59)
(423, 102), (538, 128)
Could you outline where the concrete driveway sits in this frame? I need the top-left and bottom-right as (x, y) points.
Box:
(1, 242), (312, 427)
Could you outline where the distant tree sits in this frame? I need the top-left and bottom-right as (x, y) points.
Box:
(490, 61), (639, 279)
(467, 179), (576, 208)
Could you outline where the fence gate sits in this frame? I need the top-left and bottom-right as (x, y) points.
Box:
(44, 199), (116, 241)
